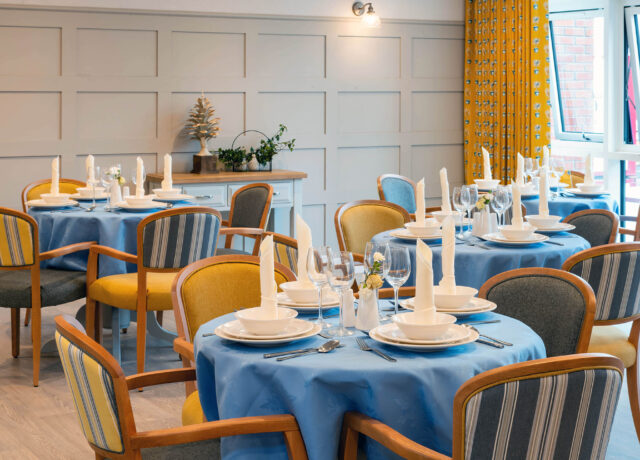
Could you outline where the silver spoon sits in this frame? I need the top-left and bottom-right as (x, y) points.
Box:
(276, 340), (340, 361)
(464, 325), (512, 346)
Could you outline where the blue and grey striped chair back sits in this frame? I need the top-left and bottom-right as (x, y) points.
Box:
(461, 358), (623, 460)
(378, 174), (416, 214)
(565, 243), (640, 322)
(141, 210), (221, 269)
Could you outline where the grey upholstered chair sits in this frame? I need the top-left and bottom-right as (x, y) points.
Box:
(479, 267), (596, 357)
(563, 242), (640, 441)
(216, 182), (273, 256)
(563, 209), (619, 247)
(342, 354), (624, 460)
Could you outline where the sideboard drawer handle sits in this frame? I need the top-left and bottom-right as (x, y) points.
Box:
(273, 191), (281, 196)
(195, 194), (214, 199)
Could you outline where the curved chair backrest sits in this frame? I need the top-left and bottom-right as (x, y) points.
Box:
(479, 267), (596, 357)
(0, 207), (37, 267)
(453, 353), (624, 460)
(22, 178), (85, 212)
(335, 200), (411, 255)
(377, 174), (417, 214)
(138, 207), (222, 270)
(265, 231), (298, 276)
(228, 183), (273, 229)
(563, 242), (640, 324)
(563, 209), (618, 248)
(172, 255), (296, 343)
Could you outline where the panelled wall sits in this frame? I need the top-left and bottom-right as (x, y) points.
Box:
(0, 7), (464, 246)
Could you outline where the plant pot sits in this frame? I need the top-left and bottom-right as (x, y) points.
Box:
(233, 162), (248, 172)
(247, 154), (259, 171)
(259, 161), (272, 171)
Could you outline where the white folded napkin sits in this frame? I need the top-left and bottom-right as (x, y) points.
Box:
(135, 156), (145, 198)
(260, 235), (278, 316)
(295, 214), (314, 287)
(439, 216), (456, 294)
(512, 183), (524, 228)
(516, 153), (525, 187)
(161, 153), (173, 191)
(440, 168), (452, 213)
(414, 240), (436, 323)
(543, 146), (550, 169)
(482, 147), (492, 180)
(539, 166), (549, 217)
(585, 154), (595, 185)
(86, 154), (95, 184)
(51, 157), (59, 196)
(416, 178), (426, 225)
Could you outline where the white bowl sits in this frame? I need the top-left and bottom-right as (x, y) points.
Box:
(40, 193), (71, 204)
(76, 186), (106, 198)
(234, 306), (298, 336)
(433, 285), (478, 309)
(125, 195), (155, 206)
(474, 179), (500, 190)
(499, 224), (536, 240)
(431, 210), (465, 224)
(576, 183), (603, 193)
(404, 219), (441, 237)
(525, 214), (562, 228)
(279, 281), (323, 304)
(153, 188), (181, 198)
(392, 311), (456, 340)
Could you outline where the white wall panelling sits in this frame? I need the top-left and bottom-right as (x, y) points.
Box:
(0, 6), (464, 248)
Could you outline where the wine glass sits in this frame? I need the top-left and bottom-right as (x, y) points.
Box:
(463, 185), (478, 236)
(364, 242), (390, 320)
(383, 245), (411, 316)
(452, 186), (469, 239)
(525, 158), (534, 182)
(550, 158), (564, 199)
(324, 248), (355, 337)
(307, 247), (331, 329)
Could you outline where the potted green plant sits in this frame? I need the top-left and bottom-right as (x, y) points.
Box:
(217, 146), (247, 171)
(251, 124), (296, 171)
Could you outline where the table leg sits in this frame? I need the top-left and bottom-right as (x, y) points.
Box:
(146, 311), (177, 343)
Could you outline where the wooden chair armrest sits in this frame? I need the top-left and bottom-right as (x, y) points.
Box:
(89, 244), (137, 264)
(40, 241), (96, 261)
(342, 412), (450, 460)
(219, 227), (265, 238)
(352, 253), (364, 264)
(126, 367), (196, 390)
(174, 337), (195, 362)
(221, 219), (230, 227)
(620, 228), (635, 235)
(620, 216), (636, 222)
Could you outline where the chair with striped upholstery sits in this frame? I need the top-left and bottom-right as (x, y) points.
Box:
(86, 207), (222, 375)
(341, 354), (624, 460)
(55, 315), (308, 460)
(563, 209), (619, 248)
(0, 207), (94, 386)
(563, 242), (640, 441)
(479, 267), (596, 357)
(172, 254), (296, 423)
(266, 232), (298, 275)
(21, 177), (85, 212)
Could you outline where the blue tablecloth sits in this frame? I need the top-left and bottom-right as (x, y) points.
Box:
(371, 231), (590, 288)
(521, 195), (618, 219)
(195, 312), (546, 460)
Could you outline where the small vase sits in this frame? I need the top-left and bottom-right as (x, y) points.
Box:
(355, 289), (380, 332)
(196, 137), (211, 157)
(247, 154), (259, 171)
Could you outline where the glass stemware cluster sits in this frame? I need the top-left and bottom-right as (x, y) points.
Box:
(452, 184), (478, 238)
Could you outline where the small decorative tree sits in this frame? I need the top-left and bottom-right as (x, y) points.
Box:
(186, 93), (220, 156)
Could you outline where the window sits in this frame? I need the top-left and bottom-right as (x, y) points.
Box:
(625, 7), (640, 145)
(549, 11), (605, 142)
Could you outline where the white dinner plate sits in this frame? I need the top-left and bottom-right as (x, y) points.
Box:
(389, 228), (443, 241)
(520, 193), (539, 199)
(220, 318), (314, 340)
(70, 193), (109, 201)
(532, 223), (576, 233)
(400, 297), (497, 317)
(27, 199), (78, 209)
(276, 292), (340, 310)
(481, 232), (549, 246)
(213, 322), (321, 346)
(369, 324), (479, 352)
(152, 194), (194, 203)
(114, 201), (170, 212)
(375, 322), (470, 345)
(565, 188), (610, 198)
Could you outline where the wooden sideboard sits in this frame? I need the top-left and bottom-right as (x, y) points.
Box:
(146, 169), (307, 237)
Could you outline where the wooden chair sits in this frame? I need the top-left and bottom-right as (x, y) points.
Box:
(21, 177), (85, 212)
(265, 231), (299, 275)
(341, 354), (623, 460)
(335, 200), (411, 257)
(560, 170), (585, 188)
(563, 209), (619, 247)
(86, 207), (222, 375)
(172, 255), (296, 424)
(619, 206), (640, 241)
(217, 183), (273, 256)
(0, 207), (94, 386)
(55, 315), (308, 460)
(563, 242), (640, 441)
(479, 267), (596, 357)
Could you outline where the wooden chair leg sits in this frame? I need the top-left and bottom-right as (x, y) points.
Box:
(340, 421), (359, 460)
(11, 308), (20, 358)
(86, 296), (96, 341)
(283, 429), (308, 460)
(32, 305), (41, 387)
(24, 308), (30, 327)
(136, 306), (147, 389)
(628, 321), (640, 441)
(156, 310), (163, 327)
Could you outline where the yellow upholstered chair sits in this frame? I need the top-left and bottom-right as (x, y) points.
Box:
(335, 200), (411, 256)
(560, 170), (585, 188)
(86, 207), (222, 376)
(563, 242), (640, 441)
(172, 254), (296, 419)
(55, 315), (308, 460)
(0, 207), (94, 386)
(22, 178), (85, 212)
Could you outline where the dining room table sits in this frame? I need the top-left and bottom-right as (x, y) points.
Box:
(194, 311), (546, 460)
(371, 230), (590, 288)
(520, 193), (619, 219)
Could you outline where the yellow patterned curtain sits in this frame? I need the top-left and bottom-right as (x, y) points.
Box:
(464, 0), (551, 184)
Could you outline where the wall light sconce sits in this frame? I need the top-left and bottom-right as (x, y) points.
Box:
(352, 2), (381, 28)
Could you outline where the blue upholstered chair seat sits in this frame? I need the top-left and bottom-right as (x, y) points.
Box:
(0, 269), (85, 308)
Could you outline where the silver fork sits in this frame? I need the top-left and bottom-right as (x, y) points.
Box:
(356, 336), (396, 362)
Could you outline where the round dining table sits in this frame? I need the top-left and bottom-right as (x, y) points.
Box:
(371, 230), (590, 288)
(195, 312), (546, 460)
(521, 194), (618, 219)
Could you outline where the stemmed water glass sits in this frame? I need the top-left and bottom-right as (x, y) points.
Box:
(452, 186), (469, 239)
(364, 241), (390, 320)
(492, 186), (510, 227)
(307, 247), (331, 329)
(324, 248), (355, 337)
(383, 245), (411, 316)
(463, 184), (478, 236)
(550, 158), (564, 199)
(525, 157), (534, 182)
